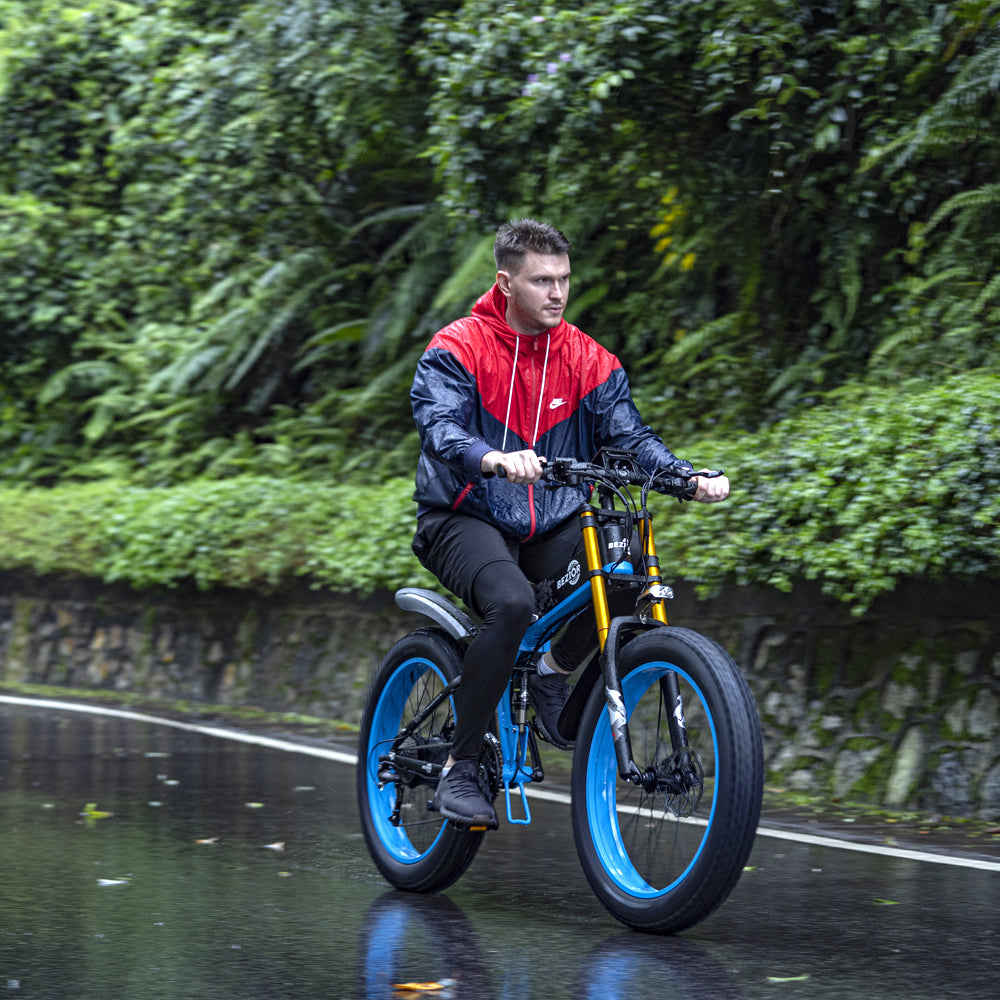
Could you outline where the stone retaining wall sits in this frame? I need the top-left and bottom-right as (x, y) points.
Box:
(1, 570), (997, 818)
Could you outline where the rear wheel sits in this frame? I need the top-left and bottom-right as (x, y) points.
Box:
(571, 627), (763, 933)
(356, 628), (485, 892)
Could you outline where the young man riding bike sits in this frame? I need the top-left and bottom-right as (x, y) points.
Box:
(410, 219), (729, 828)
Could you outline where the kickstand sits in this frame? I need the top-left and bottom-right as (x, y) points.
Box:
(504, 781), (532, 825)
(502, 725), (541, 825)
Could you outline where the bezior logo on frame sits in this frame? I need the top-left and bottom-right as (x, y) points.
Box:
(557, 559), (581, 589)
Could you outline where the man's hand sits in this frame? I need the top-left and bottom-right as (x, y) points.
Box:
(691, 470), (730, 503)
(481, 449), (545, 485)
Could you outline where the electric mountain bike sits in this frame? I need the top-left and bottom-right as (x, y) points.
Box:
(356, 449), (763, 934)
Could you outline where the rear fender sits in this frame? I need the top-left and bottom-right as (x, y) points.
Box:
(394, 587), (478, 641)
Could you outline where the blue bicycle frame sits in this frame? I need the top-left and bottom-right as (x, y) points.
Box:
(396, 494), (663, 827)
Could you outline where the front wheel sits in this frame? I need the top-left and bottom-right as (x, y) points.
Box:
(356, 628), (484, 892)
(571, 627), (763, 933)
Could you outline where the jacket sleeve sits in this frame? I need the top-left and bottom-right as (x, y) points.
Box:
(411, 345), (493, 480)
(591, 367), (693, 475)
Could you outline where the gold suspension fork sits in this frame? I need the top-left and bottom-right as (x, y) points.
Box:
(579, 507), (611, 651)
(640, 511), (688, 755)
(587, 496), (677, 783)
(583, 503), (642, 781)
(639, 513), (670, 625)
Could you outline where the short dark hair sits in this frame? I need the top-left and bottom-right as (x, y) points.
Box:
(494, 218), (572, 273)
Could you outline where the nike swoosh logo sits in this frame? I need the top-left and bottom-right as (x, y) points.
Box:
(549, 398), (568, 410)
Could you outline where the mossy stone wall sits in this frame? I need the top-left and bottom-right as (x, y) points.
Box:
(1, 571), (997, 818)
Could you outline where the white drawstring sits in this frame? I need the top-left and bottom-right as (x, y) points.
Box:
(500, 335), (519, 453)
(500, 332), (551, 452)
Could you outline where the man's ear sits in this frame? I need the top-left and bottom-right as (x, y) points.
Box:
(496, 269), (513, 297)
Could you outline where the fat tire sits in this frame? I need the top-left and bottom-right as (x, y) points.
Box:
(571, 627), (763, 933)
(356, 628), (484, 892)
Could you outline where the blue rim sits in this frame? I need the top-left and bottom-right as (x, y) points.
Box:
(366, 655), (451, 864)
(584, 660), (719, 898)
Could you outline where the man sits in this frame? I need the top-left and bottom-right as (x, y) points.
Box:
(410, 219), (729, 827)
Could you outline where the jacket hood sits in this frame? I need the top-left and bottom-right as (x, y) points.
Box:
(471, 284), (570, 353)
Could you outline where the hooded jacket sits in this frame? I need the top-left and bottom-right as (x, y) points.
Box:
(411, 284), (691, 540)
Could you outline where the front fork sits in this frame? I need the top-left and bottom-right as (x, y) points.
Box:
(581, 507), (686, 782)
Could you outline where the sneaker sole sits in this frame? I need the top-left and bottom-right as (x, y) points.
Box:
(430, 796), (499, 830)
(531, 717), (575, 751)
(437, 804), (498, 830)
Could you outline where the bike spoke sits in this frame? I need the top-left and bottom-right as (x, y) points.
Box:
(597, 664), (718, 893)
(367, 657), (456, 855)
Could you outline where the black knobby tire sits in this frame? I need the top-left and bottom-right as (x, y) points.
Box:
(571, 627), (763, 933)
(356, 628), (484, 892)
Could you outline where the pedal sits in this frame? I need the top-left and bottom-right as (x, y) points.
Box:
(441, 814), (498, 832)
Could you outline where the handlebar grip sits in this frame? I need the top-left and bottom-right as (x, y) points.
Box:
(650, 471), (700, 500)
(493, 458), (547, 480)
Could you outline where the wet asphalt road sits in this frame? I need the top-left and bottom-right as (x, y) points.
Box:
(0, 699), (997, 1000)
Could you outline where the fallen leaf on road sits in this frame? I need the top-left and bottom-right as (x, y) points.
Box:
(80, 803), (113, 820)
(392, 981), (456, 993)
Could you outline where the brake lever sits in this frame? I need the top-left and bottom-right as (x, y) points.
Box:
(673, 468), (724, 501)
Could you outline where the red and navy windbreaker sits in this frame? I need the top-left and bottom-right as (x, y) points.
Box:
(411, 283), (691, 540)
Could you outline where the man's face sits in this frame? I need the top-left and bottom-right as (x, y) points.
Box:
(497, 251), (571, 336)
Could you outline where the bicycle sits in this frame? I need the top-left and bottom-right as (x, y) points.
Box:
(355, 448), (763, 934)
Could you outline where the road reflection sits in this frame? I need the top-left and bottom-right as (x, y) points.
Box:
(357, 893), (492, 999)
(356, 890), (746, 1000)
(1, 699), (997, 1000)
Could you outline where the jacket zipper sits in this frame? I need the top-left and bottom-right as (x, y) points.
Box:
(520, 336), (547, 541)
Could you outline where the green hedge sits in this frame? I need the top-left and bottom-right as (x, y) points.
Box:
(1, 371), (997, 612)
(649, 369), (1000, 612)
(0, 476), (436, 595)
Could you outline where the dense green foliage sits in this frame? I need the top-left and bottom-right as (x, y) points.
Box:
(655, 369), (1000, 611)
(0, 0), (997, 606)
(2, 373), (996, 612)
(0, 473), (433, 593)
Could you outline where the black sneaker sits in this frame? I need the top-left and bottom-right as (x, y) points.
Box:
(528, 670), (574, 749)
(431, 760), (499, 829)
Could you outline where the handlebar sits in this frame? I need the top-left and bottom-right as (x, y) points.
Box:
(541, 457), (700, 501)
(496, 449), (723, 502)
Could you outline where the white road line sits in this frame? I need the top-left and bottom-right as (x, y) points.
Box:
(521, 785), (1000, 872)
(750, 823), (1000, 871)
(4, 695), (999, 873)
(0, 695), (357, 765)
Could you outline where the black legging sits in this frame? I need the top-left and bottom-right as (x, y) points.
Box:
(451, 564), (535, 760)
(414, 510), (628, 761)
